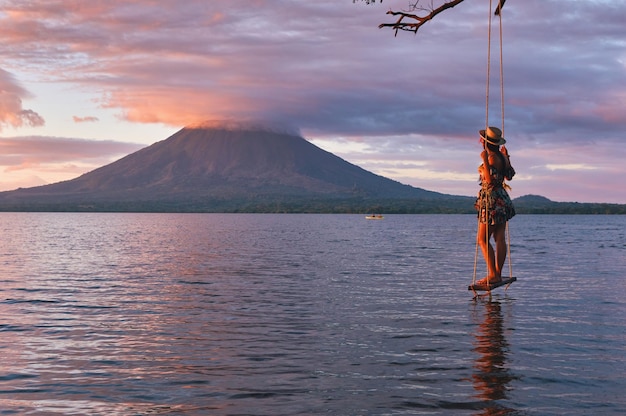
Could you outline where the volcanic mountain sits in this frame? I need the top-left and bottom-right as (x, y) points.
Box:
(0, 124), (474, 212)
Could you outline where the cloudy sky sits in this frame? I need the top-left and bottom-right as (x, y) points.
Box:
(0, 0), (624, 203)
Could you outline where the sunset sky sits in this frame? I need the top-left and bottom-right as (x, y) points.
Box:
(0, 0), (624, 203)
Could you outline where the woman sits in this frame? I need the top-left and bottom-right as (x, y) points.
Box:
(475, 126), (515, 285)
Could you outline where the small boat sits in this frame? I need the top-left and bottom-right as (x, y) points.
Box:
(365, 214), (384, 220)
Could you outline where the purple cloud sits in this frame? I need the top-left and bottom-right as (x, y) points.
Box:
(0, 136), (143, 170)
(0, 0), (624, 202)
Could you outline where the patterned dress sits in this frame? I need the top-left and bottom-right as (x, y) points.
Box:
(475, 166), (516, 225)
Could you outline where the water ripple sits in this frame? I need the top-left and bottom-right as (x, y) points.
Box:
(0, 213), (624, 415)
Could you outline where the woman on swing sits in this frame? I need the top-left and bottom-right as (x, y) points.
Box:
(475, 126), (516, 286)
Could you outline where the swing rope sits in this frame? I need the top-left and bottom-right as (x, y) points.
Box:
(498, 5), (514, 281)
(472, 0), (513, 289)
(484, 0), (493, 131)
(497, 4), (514, 282)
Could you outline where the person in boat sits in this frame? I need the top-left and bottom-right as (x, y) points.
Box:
(475, 126), (516, 286)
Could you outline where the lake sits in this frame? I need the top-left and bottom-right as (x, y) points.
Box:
(0, 213), (624, 415)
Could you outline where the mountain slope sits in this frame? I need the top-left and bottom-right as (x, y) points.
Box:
(0, 125), (469, 212)
(2, 125), (621, 213)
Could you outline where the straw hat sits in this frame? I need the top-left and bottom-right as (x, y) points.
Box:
(479, 126), (506, 145)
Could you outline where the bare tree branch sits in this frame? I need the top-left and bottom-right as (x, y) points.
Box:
(378, 0), (466, 36)
(358, 0), (507, 36)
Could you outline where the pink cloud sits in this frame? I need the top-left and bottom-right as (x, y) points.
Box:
(1, 1), (623, 138)
(0, 136), (143, 170)
(0, 69), (45, 131)
(73, 116), (100, 123)
(0, 0), (624, 203)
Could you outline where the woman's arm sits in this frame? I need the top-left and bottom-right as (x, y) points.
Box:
(501, 146), (510, 165)
(501, 145), (515, 179)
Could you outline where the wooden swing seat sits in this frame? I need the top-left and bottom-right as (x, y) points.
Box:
(468, 276), (516, 292)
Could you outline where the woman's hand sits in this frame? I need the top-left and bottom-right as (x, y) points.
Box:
(501, 145), (509, 157)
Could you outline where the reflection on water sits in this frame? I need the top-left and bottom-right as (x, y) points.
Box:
(471, 299), (517, 416)
(0, 213), (625, 415)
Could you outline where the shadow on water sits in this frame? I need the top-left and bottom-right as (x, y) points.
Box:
(470, 298), (519, 416)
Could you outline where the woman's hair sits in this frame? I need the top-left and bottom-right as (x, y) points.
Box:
(485, 142), (500, 152)
(485, 142), (507, 174)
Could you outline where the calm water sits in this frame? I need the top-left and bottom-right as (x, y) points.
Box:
(0, 213), (624, 415)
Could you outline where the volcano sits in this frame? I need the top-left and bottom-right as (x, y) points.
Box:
(0, 123), (473, 212)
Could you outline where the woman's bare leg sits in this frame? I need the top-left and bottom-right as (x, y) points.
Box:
(477, 222), (497, 281)
(493, 223), (507, 280)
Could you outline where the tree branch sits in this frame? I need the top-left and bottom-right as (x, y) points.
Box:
(373, 0), (506, 36)
(377, 0), (465, 36)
